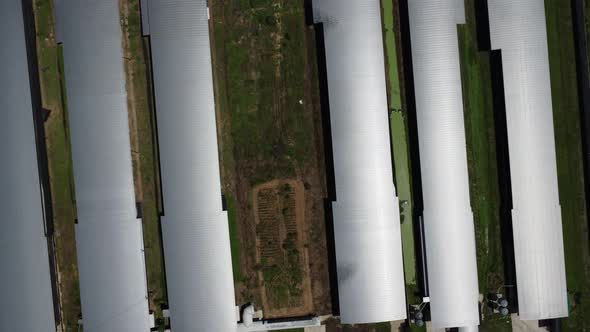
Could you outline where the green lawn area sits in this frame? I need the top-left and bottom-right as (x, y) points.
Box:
(478, 314), (511, 332)
(390, 111), (416, 286)
(382, 0), (402, 110)
(370, 322), (392, 332)
(226, 196), (242, 281)
(458, 0), (504, 294)
(546, 1), (590, 330)
(381, 0), (418, 306)
(458, 1), (509, 330)
(34, 1), (81, 330)
(382, 0), (416, 285)
(212, 0), (313, 186)
(339, 322), (392, 332)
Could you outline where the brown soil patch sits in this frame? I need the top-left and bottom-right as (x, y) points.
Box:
(253, 179), (313, 317)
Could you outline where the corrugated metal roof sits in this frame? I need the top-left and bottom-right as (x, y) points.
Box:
(408, 1), (480, 329)
(145, 1), (237, 331)
(0, 1), (57, 330)
(488, 0), (568, 320)
(75, 218), (150, 331)
(313, 0), (407, 324)
(55, 0), (151, 330)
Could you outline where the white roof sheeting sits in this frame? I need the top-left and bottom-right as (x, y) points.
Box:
(0, 2), (56, 330)
(408, 1), (480, 329)
(312, 0), (407, 324)
(488, 0), (568, 320)
(55, 1), (151, 330)
(145, 1), (237, 331)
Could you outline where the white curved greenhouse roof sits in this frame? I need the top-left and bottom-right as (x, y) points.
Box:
(312, 0), (406, 324)
(0, 2), (56, 330)
(408, 1), (480, 329)
(144, 1), (237, 331)
(488, 0), (568, 320)
(56, 0), (151, 330)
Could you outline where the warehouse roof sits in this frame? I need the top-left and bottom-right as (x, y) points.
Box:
(143, 0), (237, 331)
(488, 0), (568, 320)
(312, 0), (407, 324)
(408, 0), (480, 329)
(55, 0), (151, 330)
(0, 1), (56, 330)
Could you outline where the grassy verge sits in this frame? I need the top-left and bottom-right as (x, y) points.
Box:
(226, 196), (242, 281)
(458, 2), (509, 330)
(33, 1), (81, 330)
(458, 1), (504, 294)
(382, 0), (417, 286)
(381, 0), (418, 307)
(337, 322), (392, 332)
(120, 0), (168, 320)
(546, 1), (590, 330)
(214, 0), (313, 184)
(390, 111), (416, 286)
(382, 0), (402, 110)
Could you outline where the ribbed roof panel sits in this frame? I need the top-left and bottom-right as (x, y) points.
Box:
(488, 0), (568, 320)
(146, 1), (237, 331)
(55, 0), (151, 330)
(408, 1), (480, 329)
(313, 0), (407, 324)
(0, 2), (56, 330)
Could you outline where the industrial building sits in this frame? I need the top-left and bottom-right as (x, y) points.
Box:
(141, 1), (237, 331)
(488, 0), (568, 320)
(55, 0), (151, 330)
(311, 0), (407, 324)
(407, 0), (480, 329)
(0, 1), (57, 330)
